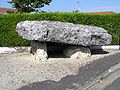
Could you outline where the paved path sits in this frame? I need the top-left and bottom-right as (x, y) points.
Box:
(103, 77), (120, 90)
(17, 52), (120, 90)
(83, 63), (120, 90)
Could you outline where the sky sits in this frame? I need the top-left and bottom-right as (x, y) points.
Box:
(0, 0), (120, 13)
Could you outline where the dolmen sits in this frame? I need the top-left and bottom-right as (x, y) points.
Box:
(16, 20), (112, 62)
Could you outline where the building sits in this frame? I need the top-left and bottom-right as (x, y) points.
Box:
(0, 7), (17, 14)
(85, 11), (116, 14)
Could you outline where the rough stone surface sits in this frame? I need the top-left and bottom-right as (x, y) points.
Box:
(34, 49), (48, 62)
(30, 41), (48, 62)
(64, 46), (91, 59)
(16, 21), (112, 46)
(30, 41), (47, 55)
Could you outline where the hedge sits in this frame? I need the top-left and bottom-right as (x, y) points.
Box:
(0, 12), (120, 46)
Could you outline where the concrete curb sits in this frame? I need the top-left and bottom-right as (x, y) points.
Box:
(0, 47), (30, 53)
(90, 45), (120, 50)
(0, 45), (120, 54)
(77, 63), (120, 90)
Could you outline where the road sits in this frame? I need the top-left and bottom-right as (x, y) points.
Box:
(104, 77), (120, 90)
(84, 63), (120, 90)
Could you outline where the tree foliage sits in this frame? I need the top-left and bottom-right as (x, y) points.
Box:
(8, 0), (52, 13)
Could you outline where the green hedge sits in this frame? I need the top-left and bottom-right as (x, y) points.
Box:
(0, 12), (120, 46)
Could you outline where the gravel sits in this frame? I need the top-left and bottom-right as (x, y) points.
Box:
(0, 50), (120, 90)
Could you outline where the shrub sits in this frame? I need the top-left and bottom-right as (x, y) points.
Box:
(0, 12), (119, 46)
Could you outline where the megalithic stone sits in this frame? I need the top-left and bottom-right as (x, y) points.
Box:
(16, 20), (112, 46)
(16, 20), (112, 62)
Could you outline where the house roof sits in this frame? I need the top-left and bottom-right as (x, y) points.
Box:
(0, 7), (17, 14)
(85, 11), (116, 14)
(0, 8), (116, 15)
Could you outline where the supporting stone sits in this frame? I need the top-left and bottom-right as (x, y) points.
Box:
(64, 46), (91, 59)
(30, 41), (48, 62)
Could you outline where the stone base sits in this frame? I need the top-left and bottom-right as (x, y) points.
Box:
(30, 41), (91, 62)
(30, 41), (48, 62)
(64, 46), (91, 59)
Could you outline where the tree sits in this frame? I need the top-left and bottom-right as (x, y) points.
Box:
(8, 0), (52, 13)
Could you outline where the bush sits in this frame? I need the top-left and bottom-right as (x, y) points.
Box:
(0, 12), (120, 46)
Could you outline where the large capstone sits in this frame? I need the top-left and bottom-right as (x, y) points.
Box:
(16, 21), (112, 46)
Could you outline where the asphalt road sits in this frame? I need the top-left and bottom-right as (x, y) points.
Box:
(103, 77), (120, 90)
(17, 52), (120, 90)
(84, 63), (120, 90)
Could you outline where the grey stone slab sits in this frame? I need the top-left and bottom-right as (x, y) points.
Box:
(16, 21), (112, 46)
